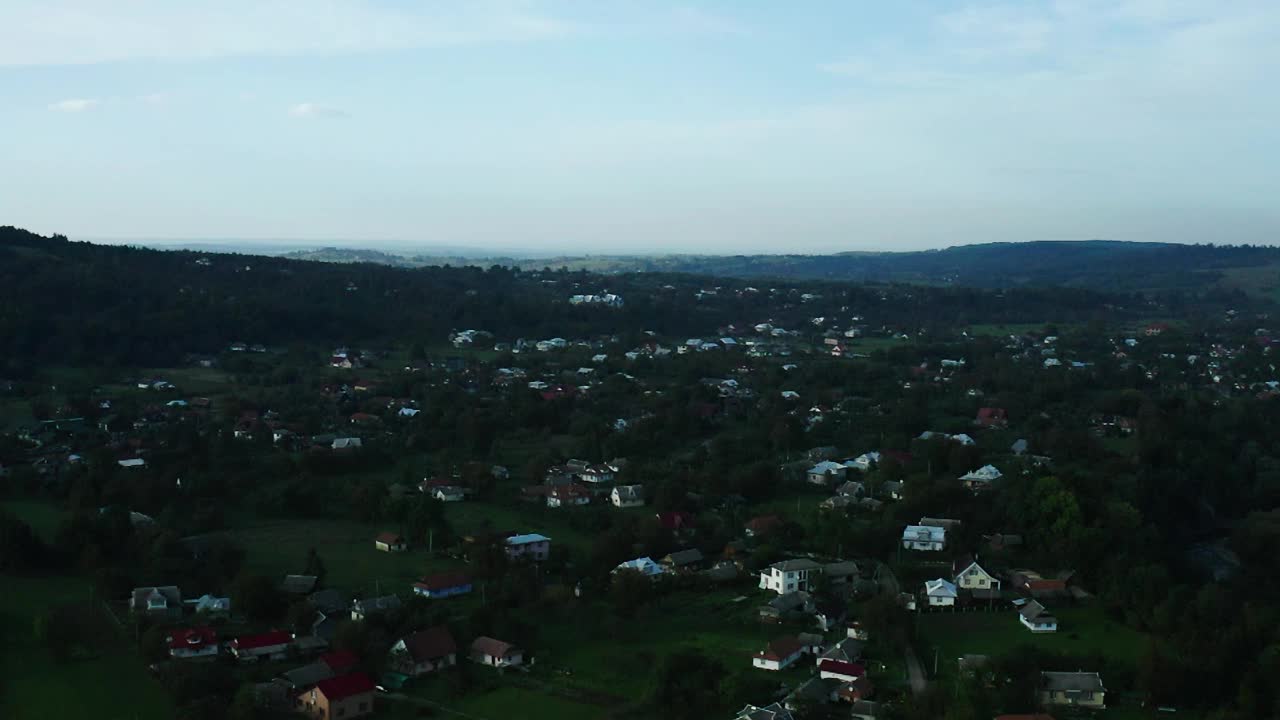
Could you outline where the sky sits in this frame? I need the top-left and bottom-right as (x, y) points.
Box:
(1, 0), (1278, 254)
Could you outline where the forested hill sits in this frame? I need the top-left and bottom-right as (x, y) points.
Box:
(283, 240), (1280, 295)
(0, 225), (1259, 374)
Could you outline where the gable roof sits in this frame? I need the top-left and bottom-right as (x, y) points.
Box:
(280, 574), (318, 594)
(400, 626), (457, 662)
(375, 532), (404, 545)
(471, 636), (518, 658)
(314, 672), (375, 701)
(770, 558), (823, 573)
(757, 636), (804, 661)
(664, 548), (704, 566)
(320, 650), (359, 673)
(282, 661), (335, 689)
(1041, 671), (1104, 692)
(1020, 601), (1057, 622)
(506, 533), (550, 546)
(168, 626), (217, 651)
(613, 484), (643, 501)
(414, 572), (471, 592)
(132, 585), (181, 608)
(735, 703), (795, 720)
(817, 658), (866, 678)
(234, 631), (292, 650)
(925, 578), (957, 597)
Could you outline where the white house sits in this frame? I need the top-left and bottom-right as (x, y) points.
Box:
(1020, 601), (1059, 633)
(924, 579), (958, 607)
(846, 452), (880, 472)
(470, 636), (523, 668)
(613, 557), (669, 579)
(611, 485), (645, 508)
(959, 464), (1003, 491)
(902, 525), (946, 552)
(505, 533), (551, 561)
(433, 486), (465, 502)
(758, 559), (823, 595)
(752, 636), (805, 671)
(954, 557), (1001, 594)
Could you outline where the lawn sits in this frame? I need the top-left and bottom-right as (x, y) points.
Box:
(455, 686), (604, 720)
(915, 603), (1147, 679)
(965, 323), (1052, 338)
(2, 500), (65, 541)
(0, 397), (33, 430)
(0, 574), (174, 720)
(226, 518), (461, 595)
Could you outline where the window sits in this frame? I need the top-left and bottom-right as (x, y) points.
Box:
(978, 579), (986, 587)
(358, 702), (368, 712)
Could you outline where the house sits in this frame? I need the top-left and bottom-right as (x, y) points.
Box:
(959, 464), (1003, 491)
(391, 627), (458, 676)
(924, 578), (958, 607)
(820, 495), (853, 511)
(1012, 570), (1068, 599)
(231, 631), (293, 662)
(824, 560), (860, 586)
(953, 556), (1001, 597)
(735, 703), (796, 720)
(752, 636), (806, 671)
(661, 548), (706, 572)
(470, 636), (523, 668)
(835, 480), (865, 497)
(130, 586), (182, 619)
(614, 557), (669, 579)
(656, 511), (695, 532)
(746, 514), (784, 538)
(282, 661), (337, 690)
(818, 658), (866, 682)
(976, 407), (1008, 428)
(412, 572), (473, 599)
(350, 594), (402, 621)
(902, 525), (946, 552)
(546, 484), (591, 508)
(167, 627), (219, 660)
(759, 591), (814, 623)
(506, 533), (551, 561)
(820, 638), (864, 665)
(758, 559), (823, 595)
(846, 452), (880, 472)
(849, 700), (882, 720)
(331, 437), (362, 450)
(985, 533), (1024, 552)
(190, 594), (231, 615)
(296, 672), (375, 720)
(814, 599), (848, 632)
(807, 461), (847, 486)
(880, 481), (903, 501)
(320, 650), (359, 675)
(374, 532), (407, 553)
(1011, 439), (1030, 456)
(611, 484), (645, 508)
(834, 676), (875, 703)
(281, 575), (319, 595)
(432, 485), (466, 502)
(1019, 600), (1058, 633)
(1040, 671), (1105, 708)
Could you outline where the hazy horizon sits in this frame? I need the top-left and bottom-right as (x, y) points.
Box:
(4, 1), (1279, 252)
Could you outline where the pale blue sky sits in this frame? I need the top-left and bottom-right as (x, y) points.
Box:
(2, 1), (1277, 253)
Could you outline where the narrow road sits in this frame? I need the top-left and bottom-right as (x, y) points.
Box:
(876, 563), (928, 696)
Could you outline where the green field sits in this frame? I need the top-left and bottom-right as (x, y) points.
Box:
(227, 518), (461, 595)
(0, 574), (174, 720)
(454, 686), (604, 720)
(965, 323), (1053, 337)
(3, 500), (65, 541)
(916, 603), (1147, 678)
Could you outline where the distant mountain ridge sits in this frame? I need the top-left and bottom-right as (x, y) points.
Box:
(278, 240), (1280, 294)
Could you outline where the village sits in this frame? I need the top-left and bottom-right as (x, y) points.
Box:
(2, 257), (1271, 720)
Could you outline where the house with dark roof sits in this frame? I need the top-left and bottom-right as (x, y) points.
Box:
(130, 586), (182, 619)
(661, 548), (706, 572)
(758, 558), (822, 595)
(280, 574), (318, 595)
(412, 572), (473, 599)
(735, 702), (795, 720)
(1040, 671), (1105, 708)
(390, 626), (457, 676)
(1019, 600), (1058, 633)
(296, 672), (375, 719)
(470, 636), (523, 668)
(350, 594), (401, 621)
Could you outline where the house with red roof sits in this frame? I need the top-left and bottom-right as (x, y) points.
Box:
(975, 407), (1009, 428)
(546, 484), (591, 508)
(374, 532), (407, 553)
(656, 511), (695, 532)
(752, 636), (805, 671)
(817, 658), (866, 682)
(167, 627), (219, 660)
(230, 630), (293, 662)
(470, 636), (524, 668)
(319, 650), (359, 674)
(297, 672), (375, 719)
(412, 572), (473, 599)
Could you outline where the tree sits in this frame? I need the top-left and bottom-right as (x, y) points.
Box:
(303, 547), (327, 587)
(231, 574), (286, 623)
(609, 569), (653, 619)
(650, 648), (725, 720)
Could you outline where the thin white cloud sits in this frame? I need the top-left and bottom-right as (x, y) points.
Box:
(48, 98), (98, 112)
(0, 0), (578, 66)
(289, 102), (348, 119)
